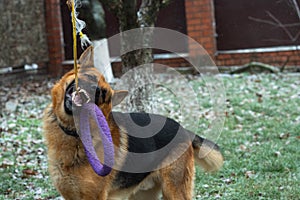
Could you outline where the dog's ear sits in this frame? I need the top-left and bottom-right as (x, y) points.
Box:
(79, 46), (94, 68)
(112, 90), (128, 106)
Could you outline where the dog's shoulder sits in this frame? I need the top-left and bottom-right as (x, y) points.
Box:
(110, 112), (191, 189)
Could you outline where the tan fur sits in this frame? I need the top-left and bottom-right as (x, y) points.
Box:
(194, 145), (224, 172)
(43, 47), (223, 200)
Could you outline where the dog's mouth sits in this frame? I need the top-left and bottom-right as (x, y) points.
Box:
(64, 80), (105, 115)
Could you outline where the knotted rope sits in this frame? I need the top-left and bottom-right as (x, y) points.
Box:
(67, 0), (114, 176)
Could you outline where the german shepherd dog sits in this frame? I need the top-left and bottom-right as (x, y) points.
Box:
(43, 47), (223, 200)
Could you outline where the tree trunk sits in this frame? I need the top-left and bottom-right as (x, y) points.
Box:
(100, 0), (173, 112)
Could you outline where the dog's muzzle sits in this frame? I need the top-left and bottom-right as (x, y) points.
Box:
(64, 80), (102, 115)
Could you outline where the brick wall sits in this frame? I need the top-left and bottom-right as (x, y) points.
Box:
(184, 0), (300, 68)
(45, 0), (300, 77)
(45, 0), (65, 76)
(185, 0), (216, 58)
(216, 50), (300, 67)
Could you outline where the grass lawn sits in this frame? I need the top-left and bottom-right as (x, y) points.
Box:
(1, 73), (299, 199)
(193, 74), (300, 199)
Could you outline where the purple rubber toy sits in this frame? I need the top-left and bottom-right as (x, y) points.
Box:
(79, 102), (114, 176)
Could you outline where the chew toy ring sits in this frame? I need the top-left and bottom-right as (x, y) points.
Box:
(68, 0), (112, 177)
(73, 90), (114, 176)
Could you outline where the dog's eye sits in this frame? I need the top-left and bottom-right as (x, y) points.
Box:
(64, 80), (75, 115)
(94, 87), (100, 104)
(101, 89), (107, 102)
(93, 86), (107, 104)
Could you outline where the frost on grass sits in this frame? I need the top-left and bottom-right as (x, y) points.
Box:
(195, 73), (300, 199)
(1, 73), (300, 199)
(0, 80), (54, 199)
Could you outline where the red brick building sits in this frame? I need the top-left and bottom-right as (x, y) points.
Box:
(45, 0), (300, 76)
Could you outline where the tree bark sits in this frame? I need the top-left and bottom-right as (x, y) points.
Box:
(99, 0), (173, 112)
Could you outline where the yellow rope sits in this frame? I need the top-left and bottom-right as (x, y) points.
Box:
(71, 0), (79, 93)
(79, 31), (84, 38)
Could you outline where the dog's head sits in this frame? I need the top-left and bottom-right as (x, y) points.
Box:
(51, 46), (127, 128)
